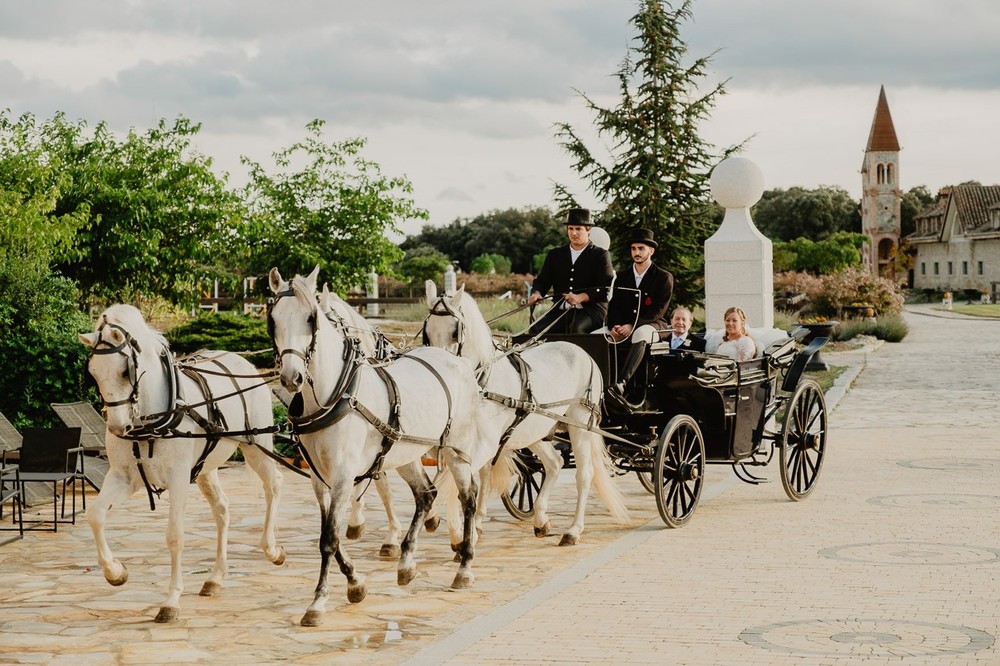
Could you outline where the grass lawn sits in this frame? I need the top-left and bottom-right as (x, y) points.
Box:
(947, 303), (1000, 318)
(805, 364), (847, 396)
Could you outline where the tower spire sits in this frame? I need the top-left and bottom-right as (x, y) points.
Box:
(866, 85), (900, 152)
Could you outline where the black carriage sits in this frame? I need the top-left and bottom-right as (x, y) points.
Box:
(502, 330), (830, 528)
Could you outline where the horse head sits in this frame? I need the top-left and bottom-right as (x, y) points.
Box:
(80, 304), (169, 438)
(422, 283), (468, 355)
(268, 266), (323, 394)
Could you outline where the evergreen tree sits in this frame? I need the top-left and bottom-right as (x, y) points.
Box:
(553, 0), (743, 307)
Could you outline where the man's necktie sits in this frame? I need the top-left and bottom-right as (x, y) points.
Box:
(671, 336), (682, 350)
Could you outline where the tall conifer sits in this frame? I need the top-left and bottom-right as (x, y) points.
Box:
(554, 0), (744, 307)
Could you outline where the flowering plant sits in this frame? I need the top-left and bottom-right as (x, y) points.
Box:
(798, 316), (828, 324)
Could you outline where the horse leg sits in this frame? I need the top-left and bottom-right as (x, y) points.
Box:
(443, 454), (478, 589)
(302, 478), (365, 627)
(87, 468), (134, 587)
(347, 480), (368, 540)
(372, 475), (403, 559)
(526, 440), (564, 538)
(240, 443), (286, 565)
(156, 469), (193, 623)
(393, 460), (437, 586)
(560, 428), (597, 547)
(194, 470), (229, 598)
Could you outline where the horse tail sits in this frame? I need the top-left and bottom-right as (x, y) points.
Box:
(484, 447), (516, 498)
(589, 433), (630, 524)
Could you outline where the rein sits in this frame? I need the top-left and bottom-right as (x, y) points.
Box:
(271, 284), (459, 487)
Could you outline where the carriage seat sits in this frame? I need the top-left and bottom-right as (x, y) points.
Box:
(703, 327), (791, 359)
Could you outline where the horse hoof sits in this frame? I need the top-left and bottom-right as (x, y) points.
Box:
(346, 524), (364, 540)
(559, 533), (579, 547)
(534, 521), (551, 538)
(451, 572), (475, 589)
(397, 567), (417, 586)
(106, 565), (128, 586)
(347, 584), (367, 604)
(155, 607), (180, 623)
(199, 581), (222, 597)
(380, 544), (402, 559)
(450, 542), (461, 553)
(301, 610), (323, 627)
(269, 546), (286, 566)
(453, 552), (462, 563)
(424, 515), (441, 533)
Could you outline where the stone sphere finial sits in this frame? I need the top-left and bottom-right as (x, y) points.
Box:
(589, 227), (611, 251)
(710, 157), (765, 209)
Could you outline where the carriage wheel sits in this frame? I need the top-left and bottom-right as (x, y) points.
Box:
(654, 415), (706, 528)
(779, 379), (828, 501)
(635, 471), (655, 494)
(500, 449), (545, 521)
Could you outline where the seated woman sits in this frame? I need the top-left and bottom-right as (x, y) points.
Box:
(716, 306), (756, 361)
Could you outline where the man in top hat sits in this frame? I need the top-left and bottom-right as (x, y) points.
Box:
(526, 208), (614, 335)
(599, 228), (674, 407)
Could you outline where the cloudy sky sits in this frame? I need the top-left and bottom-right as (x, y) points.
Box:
(3, 0), (999, 239)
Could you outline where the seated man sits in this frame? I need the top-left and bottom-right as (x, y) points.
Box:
(527, 208), (614, 335)
(594, 228), (673, 407)
(662, 307), (706, 353)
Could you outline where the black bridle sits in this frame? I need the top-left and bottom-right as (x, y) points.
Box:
(422, 296), (465, 355)
(88, 319), (145, 410)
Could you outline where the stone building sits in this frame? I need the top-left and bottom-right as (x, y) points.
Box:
(860, 85), (902, 280)
(907, 184), (1000, 298)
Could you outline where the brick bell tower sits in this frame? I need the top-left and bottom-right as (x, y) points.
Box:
(860, 85), (902, 279)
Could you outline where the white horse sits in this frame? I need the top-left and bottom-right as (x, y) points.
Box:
(79, 304), (285, 623)
(268, 267), (496, 627)
(316, 287), (441, 558)
(423, 282), (629, 545)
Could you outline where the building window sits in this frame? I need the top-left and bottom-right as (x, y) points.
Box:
(876, 164), (885, 184)
(921, 262), (926, 275)
(962, 261), (968, 275)
(934, 262), (939, 275)
(947, 261), (953, 275)
(979, 261), (985, 275)
(886, 163), (894, 184)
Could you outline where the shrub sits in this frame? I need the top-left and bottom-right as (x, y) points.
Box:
(812, 267), (904, 318)
(835, 313), (908, 342)
(166, 313), (273, 369)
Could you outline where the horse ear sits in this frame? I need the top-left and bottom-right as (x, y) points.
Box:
(455, 284), (465, 300)
(306, 266), (320, 290)
(425, 280), (438, 305)
(319, 284), (332, 309)
(269, 267), (284, 294)
(80, 331), (99, 348)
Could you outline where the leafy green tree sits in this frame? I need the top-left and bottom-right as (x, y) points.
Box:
(401, 207), (562, 274)
(241, 120), (426, 292)
(488, 253), (512, 275)
(900, 185), (935, 237)
(470, 254), (495, 275)
(751, 186), (860, 241)
(5, 111), (245, 307)
(774, 232), (866, 275)
(395, 246), (450, 286)
(552, 0), (742, 307)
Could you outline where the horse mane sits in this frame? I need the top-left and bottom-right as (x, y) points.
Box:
(288, 275), (319, 312)
(453, 289), (499, 367)
(98, 304), (169, 353)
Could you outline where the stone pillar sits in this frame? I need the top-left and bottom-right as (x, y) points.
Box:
(444, 263), (457, 294)
(366, 271), (379, 317)
(704, 157), (773, 330)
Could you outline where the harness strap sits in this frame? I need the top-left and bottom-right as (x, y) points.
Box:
(488, 353), (533, 465)
(131, 440), (162, 511)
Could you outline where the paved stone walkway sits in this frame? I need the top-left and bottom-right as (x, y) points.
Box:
(1, 305), (997, 664)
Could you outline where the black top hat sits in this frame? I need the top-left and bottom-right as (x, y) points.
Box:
(565, 208), (593, 226)
(627, 228), (657, 249)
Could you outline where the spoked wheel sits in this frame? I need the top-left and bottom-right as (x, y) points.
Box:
(636, 471), (655, 494)
(779, 379), (828, 501)
(654, 415), (706, 528)
(501, 449), (545, 521)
